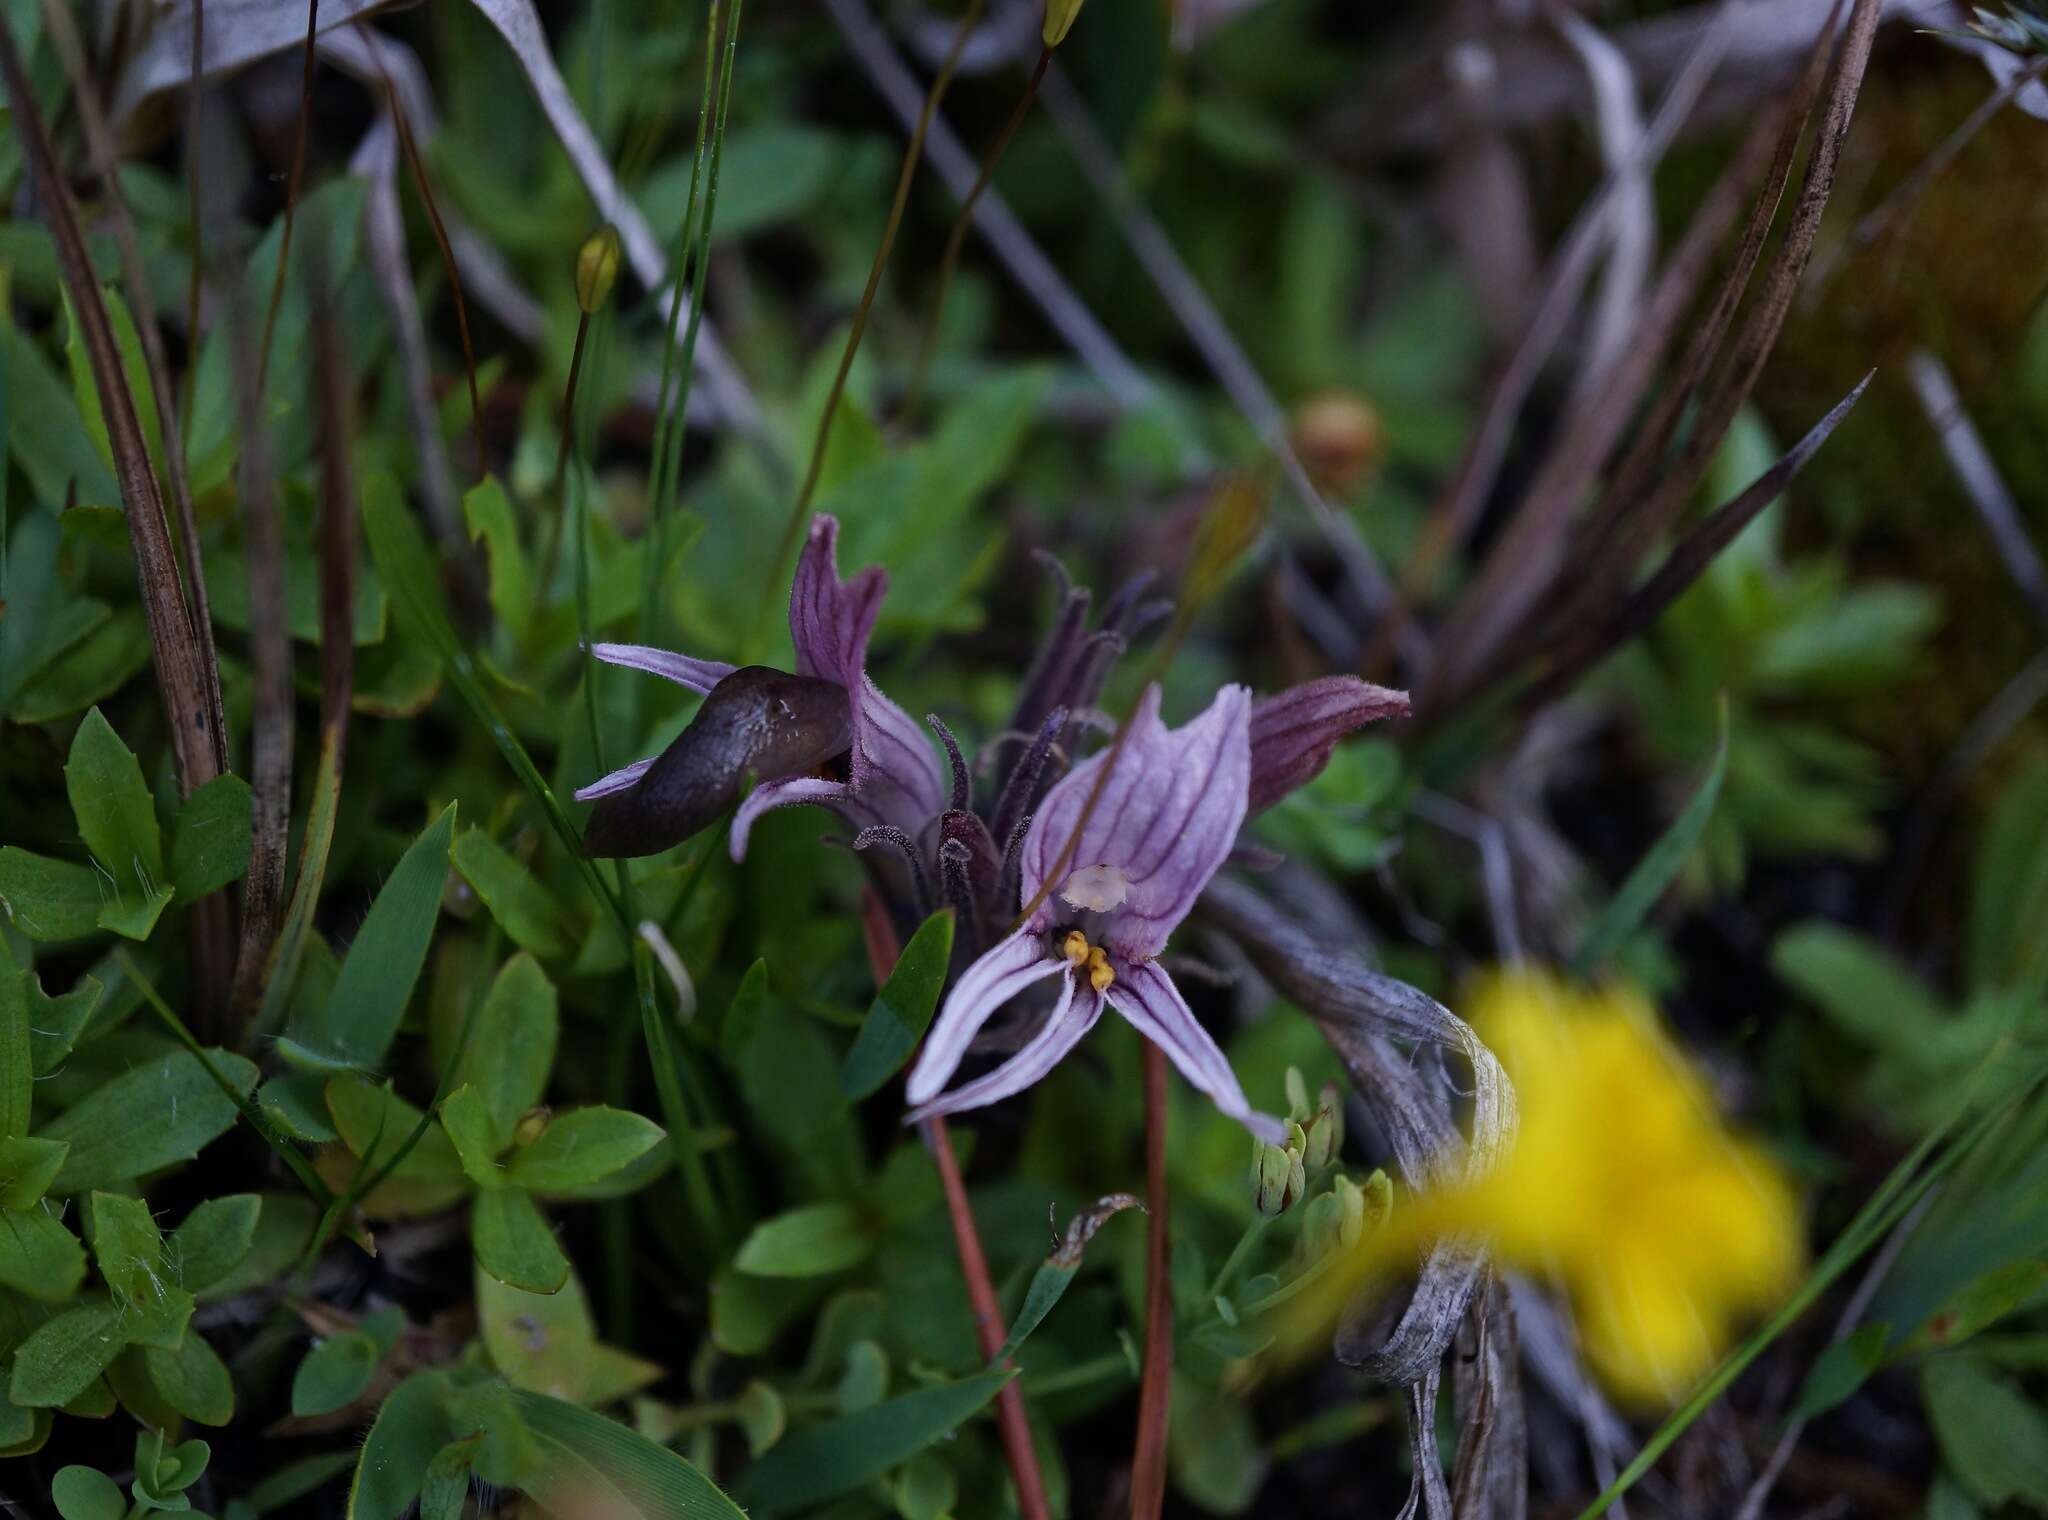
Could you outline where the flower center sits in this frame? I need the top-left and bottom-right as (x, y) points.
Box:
(1058, 928), (1116, 994)
(1058, 863), (1130, 913)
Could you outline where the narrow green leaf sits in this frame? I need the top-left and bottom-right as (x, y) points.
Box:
(302, 802), (455, 1069)
(511, 1388), (749, 1519)
(43, 1047), (258, 1194)
(472, 1189), (569, 1294)
(841, 910), (953, 1100)
(452, 829), (571, 961)
(1573, 700), (1729, 975)
(346, 1371), (461, 1520)
(503, 1107), (665, 1195)
(734, 1369), (1015, 1516)
(446, 952), (558, 1136)
(1785, 1321), (1890, 1425)
(1923, 1355), (2048, 1509)
(419, 1437), (478, 1520)
(733, 1202), (875, 1279)
(464, 477), (534, 634)
(0, 1136), (69, 1208)
(0, 956), (29, 1138)
(0, 845), (103, 942)
(720, 957), (768, 1065)
(169, 773), (254, 899)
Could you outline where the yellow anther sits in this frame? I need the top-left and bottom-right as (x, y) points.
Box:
(1061, 930), (1091, 965)
(1086, 946), (1114, 994)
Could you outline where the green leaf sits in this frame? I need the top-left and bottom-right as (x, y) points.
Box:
(134, 1431), (211, 1500)
(1573, 701), (1728, 975)
(10, 1295), (127, 1406)
(451, 829), (571, 962)
(463, 477), (533, 634)
(23, 963), (102, 1075)
(347, 1372), (461, 1520)
(720, 957), (768, 1065)
(65, 705), (166, 891)
(258, 1071), (339, 1141)
(446, 952), (558, 1136)
(1909, 1263), (2048, 1354)
(52, 1467), (126, 1520)
(0, 846), (104, 942)
(734, 1369), (1014, 1516)
(96, 880), (174, 942)
(419, 1438), (478, 1520)
(0, 957), (29, 1139)
(1922, 1356), (2048, 1509)
(241, 1453), (358, 1516)
(841, 910), (953, 1100)
(169, 1195), (262, 1295)
(323, 1078), (469, 1216)
(478, 1260), (662, 1406)
(43, 1047), (258, 1194)
(198, 1192), (316, 1301)
(144, 1329), (236, 1426)
(0, 1136), (70, 1208)
(0, 1202), (88, 1301)
(511, 1389), (749, 1519)
(300, 803), (455, 1069)
(1786, 1322), (1890, 1425)
(90, 1191), (195, 1348)
(440, 1084), (507, 1189)
(504, 1107), (665, 1195)
(472, 1189), (569, 1294)
(1168, 1373), (1268, 1513)
(169, 774), (254, 899)
(1772, 924), (1954, 1054)
(293, 1332), (383, 1417)
(733, 1202), (875, 1279)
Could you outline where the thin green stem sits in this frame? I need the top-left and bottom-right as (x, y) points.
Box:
(900, 47), (1051, 428)
(755, 0), (983, 648)
(1207, 1215), (1272, 1301)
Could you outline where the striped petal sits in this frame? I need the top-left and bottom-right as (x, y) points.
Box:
(905, 930), (1067, 1107)
(1108, 958), (1286, 1142)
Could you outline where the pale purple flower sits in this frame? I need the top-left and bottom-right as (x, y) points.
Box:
(577, 516), (946, 861)
(1246, 675), (1410, 813)
(905, 682), (1290, 1142)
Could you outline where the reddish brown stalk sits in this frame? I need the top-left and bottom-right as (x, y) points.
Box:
(900, 46), (1052, 427)
(927, 1113), (1053, 1520)
(0, 21), (221, 798)
(385, 87), (487, 481)
(1129, 1040), (1172, 1520)
(863, 891), (1051, 1520)
(257, 0), (319, 395)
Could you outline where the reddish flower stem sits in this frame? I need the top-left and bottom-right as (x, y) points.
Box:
(1130, 1039), (1172, 1518)
(864, 889), (1050, 1520)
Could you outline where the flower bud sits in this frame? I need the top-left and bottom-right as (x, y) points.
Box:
(1283, 1066), (1311, 1123)
(1250, 1123), (1308, 1217)
(1042, 0), (1085, 47)
(575, 226), (623, 315)
(1332, 1174), (1366, 1251)
(1292, 390), (1384, 495)
(1300, 1082), (1344, 1171)
(1298, 1191), (1341, 1259)
(513, 1106), (552, 1147)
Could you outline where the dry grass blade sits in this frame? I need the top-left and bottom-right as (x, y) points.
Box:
(258, 0), (320, 394)
(42, 0), (228, 768)
(0, 16), (223, 801)
(228, 310), (293, 1030)
(1451, 1275), (1527, 1520)
(1529, 372), (1874, 710)
(186, 0), (206, 357)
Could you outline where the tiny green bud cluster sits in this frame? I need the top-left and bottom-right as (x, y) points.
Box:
(1286, 1067), (1344, 1172)
(1251, 1121), (1309, 1217)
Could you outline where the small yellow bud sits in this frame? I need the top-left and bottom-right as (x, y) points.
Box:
(513, 1106), (553, 1147)
(1086, 946), (1114, 994)
(1042, 0), (1085, 47)
(575, 226), (623, 315)
(1061, 930), (1091, 965)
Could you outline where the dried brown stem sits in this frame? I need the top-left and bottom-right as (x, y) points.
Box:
(186, 0), (206, 356)
(258, 0), (319, 395)
(1129, 1040), (1172, 1520)
(0, 18), (222, 803)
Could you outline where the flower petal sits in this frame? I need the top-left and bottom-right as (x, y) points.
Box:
(851, 673), (948, 838)
(729, 774), (853, 862)
(906, 970), (1106, 1125)
(904, 930), (1067, 1106)
(573, 755), (654, 801)
(590, 642), (736, 694)
(1022, 684), (1252, 959)
(1247, 676), (1409, 813)
(788, 515), (885, 688)
(1107, 959), (1285, 1142)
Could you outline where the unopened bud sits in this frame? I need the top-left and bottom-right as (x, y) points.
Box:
(1332, 1174), (1367, 1251)
(1283, 1066), (1311, 1122)
(1250, 1123), (1308, 1217)
(575, 226), (623, 315)
(1299, 1191), (1341, 1259)
(513, 1106), (552, 1147)
(1293, 391), (1384, 496)
(1042, 0), (1085, 47)
(1300, 1082), (1344, 1171)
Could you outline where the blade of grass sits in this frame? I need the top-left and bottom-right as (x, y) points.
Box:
(257, 0), (319, 394)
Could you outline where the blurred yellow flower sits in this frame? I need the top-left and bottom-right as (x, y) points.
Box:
(1287, 971), (1803, 1406)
